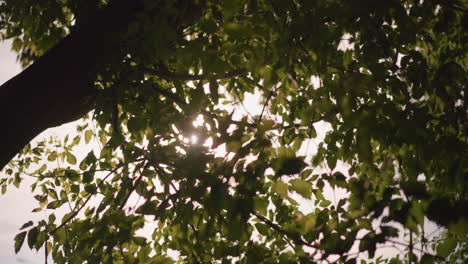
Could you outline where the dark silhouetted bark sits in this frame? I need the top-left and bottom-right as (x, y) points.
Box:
(0, 1), (142, 169)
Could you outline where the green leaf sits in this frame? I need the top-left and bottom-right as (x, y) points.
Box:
(148, 255), (175, 264)
(70, 184), (79, 193)
(333, 172), (346, 182)
(66, 152), (77, 165)
(401, 181), (427, 199)
(223, 0), (243, 19)
(135, 200), (160, 215)
(200, 19), (217, 33)
(47, 152), (57, 162)
(290, 179), (312, 198)
(420, 254), (435, 264)
(409, 201), (424, 226)
(255, 223), (269, 236)
(82, 171), (94, 184)
(84, 129), (93, 144)
(320, 200), (332, 207)
(209, 78), (219, 103)
(326, 154), (337, 171)
(226, 140), (241, 153)
(33, 164), (47, 175)
(27, 227), (38, 249)
(299, 213), (316, 234)
(84, 184), (96, 194)
(53, 229), (66, 244)
(128, 117), (146, 133)
(33, 231), (46, 250)
(47, 200), (65, 209)
(99, 130), (107, 145)
(359, 234), (376, 258)
(14, 231), (27, 253)
(273, 181), (288, 198)
(276, 157), (306, 176)
(356, 130), (372, 162)
(253, 197), (269, 216)
(19, 221), (33, 230)
(224, 23), (247, 39)
(436, 236), (457, 258)
(80, 150), (97, 170)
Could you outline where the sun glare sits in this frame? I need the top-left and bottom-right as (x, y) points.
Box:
(190, 134), (198, 144)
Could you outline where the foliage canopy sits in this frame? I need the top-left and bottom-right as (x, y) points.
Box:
(1, 0), (467, 263)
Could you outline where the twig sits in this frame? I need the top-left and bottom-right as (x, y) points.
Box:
(149, 83), (187, 105)
(287, 72), (300, 90)
(409, 230), (413, 264)
(258, 86), (277, 124)
(153, 164), (179, 193)
(387, 239), (445, 261)
(44, 234), (48, 264)
(144, 67), (247, 81)
(433, 0), (468, 13)
(48, 166), (120, 235)
(118, 162), (148, 210)
(251, 211), (316, 249)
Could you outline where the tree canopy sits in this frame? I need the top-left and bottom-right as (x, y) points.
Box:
(1, 0), (467, 263)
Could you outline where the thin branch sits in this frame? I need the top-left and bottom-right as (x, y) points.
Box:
(132, 146), (176, 168)
(136, 146), (179, 193)
(233, 91), (256, 121)
(118, 162), (148, 210)
(144, 67), (247, 81)
(287, 72), (300, 90)
(387, 239), (445, 261)
(252, 211), (288, 239)
(409, 230), (413, 264)
(148, 80), (268, 133)
(242, 76), (266, 90)
(155, 166), (179, 193)
(44, 234), (48, 264)
(150, 84), (187, 105)
(251, 211), (316, 249)
(433, 0), (468, 13)
(48, 166), (120, 235)
(258, 86), (277, 124)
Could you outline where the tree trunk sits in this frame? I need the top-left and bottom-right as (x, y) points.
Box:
(0, 1), (142, 169)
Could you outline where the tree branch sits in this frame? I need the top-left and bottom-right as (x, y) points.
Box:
(251, 211), (316, 249)
(0, 1), (146, 170)
(49, 166), (120, 235)
(144, 66), (247, 81)
(387, 239), (445, 261)
(433, 0), (468, 13)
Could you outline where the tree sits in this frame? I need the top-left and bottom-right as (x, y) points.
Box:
(1, 0), (466, 263)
